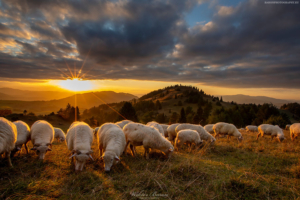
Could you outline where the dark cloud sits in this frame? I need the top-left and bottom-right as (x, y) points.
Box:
(0, 0), (299, 89)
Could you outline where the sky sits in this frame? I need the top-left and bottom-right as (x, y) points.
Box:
(0, 0), (299, 99)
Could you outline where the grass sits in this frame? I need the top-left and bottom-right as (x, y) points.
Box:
(1, 129), (300, 199)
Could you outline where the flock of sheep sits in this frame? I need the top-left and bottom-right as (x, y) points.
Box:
(0, 116), (300, 172)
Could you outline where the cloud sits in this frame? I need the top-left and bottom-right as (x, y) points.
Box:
(0, 0), (299, 89)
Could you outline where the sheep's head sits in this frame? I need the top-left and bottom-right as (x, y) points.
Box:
(59, 137), (65, 142)
(238, 135), (243, 142)
(31, 143), (52, 160)
(69, 150), (94, 172)
(210, 137), (216, 145)
(11, 144), (22, 156)
(101, 151), (120, 172)
(277, 134), (285, 142)
(197, 140), (203, 146)
(163, 146), (174, 159)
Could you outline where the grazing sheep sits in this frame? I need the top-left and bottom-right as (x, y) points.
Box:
(67, 122), (94, 172)
(176, 124), (216, 144)
(146, 121), (164, 136)
(285, 124), (291, 130)
(0, 117), (17, 167)
(123, 123), (174, 159)
(238, 128), (245, 131)
(30, 120), (54, 160)
(289, 123), (300, 141)
(115, 120), (132, 129)
(257, 124), (285, 142)
(246, 125), (258, 133)
(98, 123), (126, 172)
(160, 124), (169, 138)
(175, 129), (202, 149)
(213, 122), (243, 142)
(11, 120), (30, 156)
(204, 124), (214, 134)
(54, 128), (66, 142)
(167, 123), (180, 142)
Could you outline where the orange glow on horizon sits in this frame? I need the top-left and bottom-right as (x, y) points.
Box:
(51, 78), (95, 92)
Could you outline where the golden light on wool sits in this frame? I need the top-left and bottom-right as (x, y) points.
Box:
(54, 78), (94, 92)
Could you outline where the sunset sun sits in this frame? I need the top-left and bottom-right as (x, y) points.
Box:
(53, 78), (94, 92)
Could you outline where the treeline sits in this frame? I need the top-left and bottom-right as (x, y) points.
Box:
(57, 103), (80, 122)
(281, 102), (300, 120)
(207, 103), (291, 128)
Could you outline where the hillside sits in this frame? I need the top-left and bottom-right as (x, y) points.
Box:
(222, 94), (299, 107)
(0, 87), (75, 101)
(0, 91), (137, 115)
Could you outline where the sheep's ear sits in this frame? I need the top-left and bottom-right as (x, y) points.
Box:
(31, 147), (37, 150)
(47, 148), (52, 151)
(88, 150), (93, 154)
(169, 148), (174, 152)
(17, 147), (21, 151)
(46, 143), (52, 147)
(89, 154), (94, 161)
(69, 154), (76, 159)
(114, 156), (120, 161)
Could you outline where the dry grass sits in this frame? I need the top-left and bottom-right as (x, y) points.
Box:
(1, 129), (300, 199)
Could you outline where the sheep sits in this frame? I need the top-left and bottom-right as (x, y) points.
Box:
(289, 123), (300, 141)
(175, 129), (203, 150)
(246, 125), (258, 133)
(30, 120), (54, 160)
(0, 117), (17, 167)
(160, 124), (169, 138)
(98, 123), (126, 172)
(67, 122), (94, 172)
(123, 123), (174, 159)
(213, 122), (243, 142)
(176, 124), (216, 144)
(115, 120), (132, 129)
(167, 123), (180, 142)
(285, 124), (291, 130)
(257, 124), (285, 142)
(238, 128), (245, 131)
(54, 128), (66, 142)
(146, 121), (164, 136)
(204, 124), (214, 134)
(11, 120), (30, 156)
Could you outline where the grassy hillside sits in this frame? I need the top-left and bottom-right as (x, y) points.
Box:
(0, 91), (137, 115)
(0, 129), (299, 199)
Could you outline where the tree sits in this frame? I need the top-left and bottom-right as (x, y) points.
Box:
(116, 102), (138, 122)
(175, 94), (177, 99)
(179, 108), (187, 123)
(178, 100), (183, 106)
(192, 114), (200, 124)
(156, 113), (166, 123)
(220, 96), (223, 102)
(169, 112), (179, 124)
(23, 110), (27, 116)
(155, 100), (162, 110)
(185, 106), (193, 115)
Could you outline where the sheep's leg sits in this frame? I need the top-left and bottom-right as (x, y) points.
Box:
(256, 133), (261, 141)
(99, 145), (103, 157)
(6, 152), (12, 167)
(130, 144), (136, 157)
(124, 141), (130, 155)
(144, 147), (150, 159)
(227, 135), (230, 141)
(25, 143), (29, 154)
(291, 133), (294, 141)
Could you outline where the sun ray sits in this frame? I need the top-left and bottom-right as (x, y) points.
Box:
(78, 47), (92, 79)
(64, 60), (75, 78)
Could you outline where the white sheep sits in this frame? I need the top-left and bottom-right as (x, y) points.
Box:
(246, 125), (258, 132)
(0, 117), (17, 167)
(123, 123), (174, 159)
(115, 120), (132, 129)
(160, 124), (169, 138)
(167, 123), (180, 142)
(54, 128), (66, 142)
(11, 120), (30, 156)
(146, 121), (164, 136)
(175, 129), (203, 149)
(67, 122), (94, 172)
(98, 123), (126, 172)
(204, 124), (214, 134)
(176, 124), (216, 144)
(30, 120), (54, 160)
(257, 124), (285, 142)
(289, 123), (300, 141)
(213, 122), (243, 142)
(285, 124), (291, 130)
(238, 128), (245, 131)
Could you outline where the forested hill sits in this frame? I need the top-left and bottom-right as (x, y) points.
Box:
(81, 85), (297, 128)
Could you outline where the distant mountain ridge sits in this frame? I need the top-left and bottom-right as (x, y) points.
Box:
(221, 94), (299, 107)
(0, 90), (138, 115)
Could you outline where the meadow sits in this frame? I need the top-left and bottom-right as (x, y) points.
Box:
(0, 129), (299, 200)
